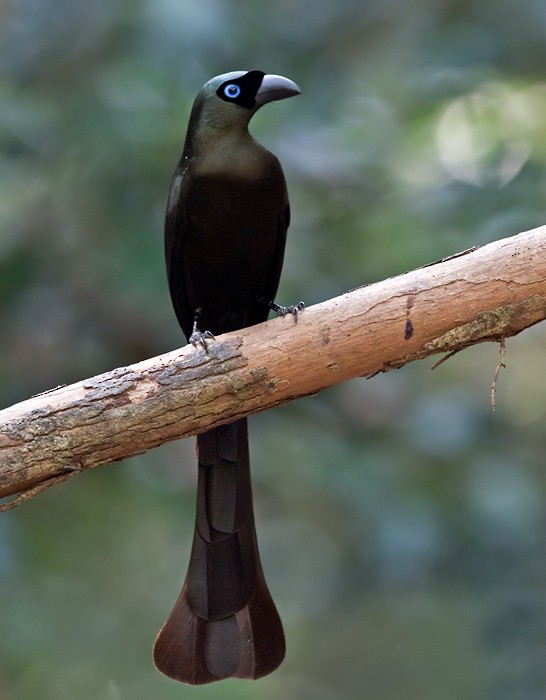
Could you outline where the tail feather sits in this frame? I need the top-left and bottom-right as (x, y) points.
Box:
(153, 418), (285, 684)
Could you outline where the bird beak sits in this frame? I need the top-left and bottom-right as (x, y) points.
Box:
(254, 74), (301, 107)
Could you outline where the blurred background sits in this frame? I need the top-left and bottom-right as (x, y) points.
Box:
(2, 0), (546, 698)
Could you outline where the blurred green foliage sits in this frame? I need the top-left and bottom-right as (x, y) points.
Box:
(2, 1), (546, 698)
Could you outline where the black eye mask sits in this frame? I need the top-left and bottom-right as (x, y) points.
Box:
(216, 70), (265, 109)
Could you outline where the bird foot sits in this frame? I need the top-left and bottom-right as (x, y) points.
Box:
(190, 330), (215, 352)
(269, 300), (305, 321)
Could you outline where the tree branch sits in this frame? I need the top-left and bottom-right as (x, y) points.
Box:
(2, 225), (546, 504)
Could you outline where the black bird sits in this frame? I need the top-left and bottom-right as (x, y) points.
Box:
(154, 70), (301, 684)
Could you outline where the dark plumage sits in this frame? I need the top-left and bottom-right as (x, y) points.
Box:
(154, 70), (300, 684)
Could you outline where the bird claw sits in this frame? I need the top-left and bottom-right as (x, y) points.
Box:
(257, 297), (305, 322)
(274, 301), (305, 321)
(190, 330), (215, 352)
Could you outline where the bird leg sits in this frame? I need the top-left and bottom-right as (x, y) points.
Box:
(258, 297), (305, 321)
(189, 309), (215, 352)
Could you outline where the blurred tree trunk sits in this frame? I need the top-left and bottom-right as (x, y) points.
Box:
(1, 225), (546, 509)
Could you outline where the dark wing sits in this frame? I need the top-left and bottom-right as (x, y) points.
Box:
(164, 167), (194, 341)
(247, 196), (290, 327)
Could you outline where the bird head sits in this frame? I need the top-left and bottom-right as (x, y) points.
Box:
(184, 70), (300, 146)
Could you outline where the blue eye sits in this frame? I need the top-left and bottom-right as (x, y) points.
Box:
(224, 83), (241, 99)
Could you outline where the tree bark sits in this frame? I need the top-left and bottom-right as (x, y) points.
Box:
(1, 225), (546, 504)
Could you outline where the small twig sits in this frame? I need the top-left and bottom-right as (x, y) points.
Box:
(430, 347), (465, 371)
(491, 337), (506, 411)
(421, 246), (479, 268)
(31, 384), (67, 399)
(0, 466), (81, 513)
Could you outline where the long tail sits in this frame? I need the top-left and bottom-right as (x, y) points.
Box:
(153, 418), (285, 684)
